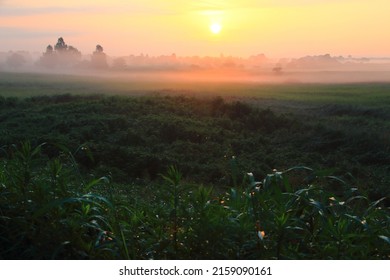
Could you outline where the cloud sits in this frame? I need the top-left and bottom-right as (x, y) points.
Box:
(190, 0), (357, 10)
(1, 0), (337, 19)
(0, 2), (178, 18)
(0, 6), (92, 17)
(0, 27), (82, 39)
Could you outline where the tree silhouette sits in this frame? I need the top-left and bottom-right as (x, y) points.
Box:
(38, 45), (57, 68)
(54, 37), (67, 52)
(272, 63), (283, 75)
(6, 53), (26, 68)
(38, 38), (81, 68)
(46, 45), (54, 54)
(95, 45), (104, 53)
(67, 45), (82, 58)
(91, 44), (108, 69)
(112, 57), (127, 70)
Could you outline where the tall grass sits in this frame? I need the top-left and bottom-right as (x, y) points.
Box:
(1, 142), (389, 259)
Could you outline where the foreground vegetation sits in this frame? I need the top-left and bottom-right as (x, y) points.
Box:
(0, 77), (389, 259)
(0, 142), (389, 259)
(0, 93), (389, 198)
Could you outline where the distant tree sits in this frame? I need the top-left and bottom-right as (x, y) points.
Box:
(91, 44), (108, 69)
(112, 57), (127, 70)
(66, 45), (82, 62)
(272, 65), (283, 75)
(38, 45), (57, 68)
(6, 52), (26, 68)
(54, 37), (67, 52)
(68, 45), (80, 55)
(95, 44), (104, 53)
(38, 38), (81, 68)
(46, 45), (54, 54)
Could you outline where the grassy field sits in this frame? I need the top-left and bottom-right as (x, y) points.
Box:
(0, 71), (389, 259)
(2, 71), (390, 106)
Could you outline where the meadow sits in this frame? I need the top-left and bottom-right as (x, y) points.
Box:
(0, 71), (389, 259)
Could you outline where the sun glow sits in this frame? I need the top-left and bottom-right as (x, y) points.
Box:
(210, 23), (222, 34)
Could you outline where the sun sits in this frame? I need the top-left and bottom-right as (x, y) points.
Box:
(210, 23), (222, 34)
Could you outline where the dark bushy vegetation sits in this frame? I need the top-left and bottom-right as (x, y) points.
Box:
(0, 94), (293, 181)
(0, 94), (389, 259)
(0, 94), (388, 197)
(0, 142), (388, 259)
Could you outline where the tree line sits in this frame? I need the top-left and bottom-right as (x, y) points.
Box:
(38, 37), (108, 69)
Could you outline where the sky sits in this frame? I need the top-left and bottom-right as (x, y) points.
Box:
(1, 0), (390, 58)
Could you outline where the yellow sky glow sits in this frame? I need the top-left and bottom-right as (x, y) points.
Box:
(1, 0), (389, 57)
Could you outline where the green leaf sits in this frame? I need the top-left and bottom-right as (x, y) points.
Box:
(82, 194), (114, 210)
(84, 176), (110, 192)
(246, 172), (261, 189)
(378, 235), (390, 245)
(31, 142), (46, 157)
(366, 197), (387, 214)
(286, 226), (304, 231)
(326, 176), (347, 185)
(309, 199), (324, 215)
(344, 214), (369, 230)
(344, 214), (362, 224)
(283, 166), (313, 174)
(346, 195), (369, 205)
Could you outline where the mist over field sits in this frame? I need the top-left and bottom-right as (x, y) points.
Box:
(1, 37), (390, 85)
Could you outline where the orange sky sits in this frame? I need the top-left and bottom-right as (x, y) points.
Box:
(1, 0), (390, 57)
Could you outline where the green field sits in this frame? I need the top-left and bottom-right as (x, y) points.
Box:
(0, 71), (389, 259)
(2, 71), (390, 106)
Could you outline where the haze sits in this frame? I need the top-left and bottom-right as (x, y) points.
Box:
(2, 0), (390, 84)
(1, 0), (390, 57)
